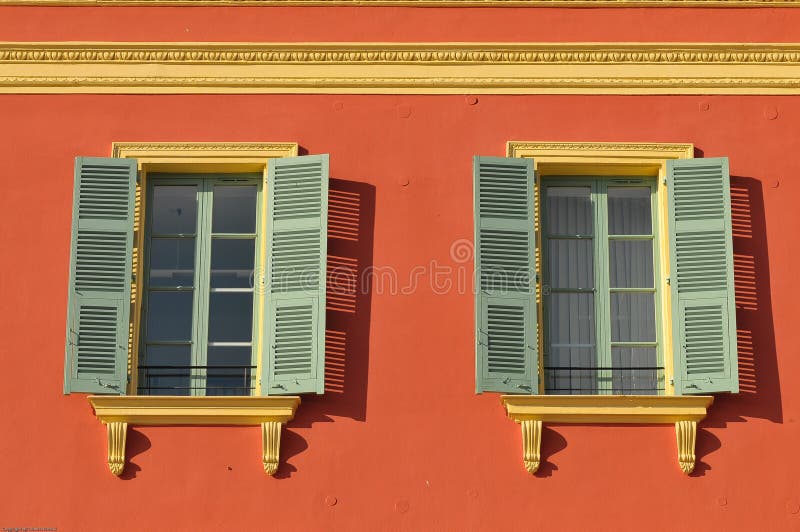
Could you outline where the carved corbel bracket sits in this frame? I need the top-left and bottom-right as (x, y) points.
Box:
(502, 395), (713, 476)
(261, 421), (283, 476)
(520, 419), (542, 474)
(105, 421), (128, 476)
(675, 420), (698, 474)
(89, 396), (301, 477)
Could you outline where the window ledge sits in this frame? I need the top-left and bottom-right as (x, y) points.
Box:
(501, 395), (713, 475)
(88, 396), (301, 476)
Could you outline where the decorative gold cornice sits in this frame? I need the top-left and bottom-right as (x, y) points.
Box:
(4, 42), (800, 94)
(3, 0), (800, 6)
(5, 42), (800, 65)
(112, 142), (299, 157)
(508, 141), (694, 158)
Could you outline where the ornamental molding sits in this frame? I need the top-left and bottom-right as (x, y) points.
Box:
(3, 0), (800, 6)
(5, 42), (800, 65)
(112, 141), (298, 158)
(508, 141), (695, 156)
(4, 42), (800, 94)
(112, 142), (298, 153)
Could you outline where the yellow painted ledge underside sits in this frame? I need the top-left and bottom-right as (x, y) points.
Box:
(502, 394), (713, 423)
(502, 395), (713, 474)
(88, 396), (301, 476)
(89, 395), (301, 424)
(3, 42), (800, 94)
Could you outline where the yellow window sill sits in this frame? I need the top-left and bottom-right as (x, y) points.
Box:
(88, 395), (301, 476)
(501, 395), (714, 475)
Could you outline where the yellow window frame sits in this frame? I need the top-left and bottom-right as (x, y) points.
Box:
(507, 141), (694, 396)
(111, 141), (298, 396)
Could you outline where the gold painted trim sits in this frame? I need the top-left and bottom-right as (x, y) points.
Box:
(89, 396), (301, 476)
(112, 141), (298, 171)
(114, 141), (297, 395)
(4, 42), (800, 94)
(502, 394), (712, 423)
(3, 0), (800, 6)
(502, 395), (713, 474)
(508, 141), (692, 395)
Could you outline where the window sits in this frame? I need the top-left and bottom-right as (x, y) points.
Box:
(64, 145), (329, 397)
(474, 144), (739, 397)
(139, 175), (262, 396)
(542, 178), (663, 395)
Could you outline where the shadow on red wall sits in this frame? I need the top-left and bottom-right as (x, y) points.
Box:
(276, 176), (376, 478)
(692, 175), (782, 476)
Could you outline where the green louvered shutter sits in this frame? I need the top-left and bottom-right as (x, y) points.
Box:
(262, 154), (328, 395)
(474, 156), (538, 394)
(668, 157), (738, 394)
(64, 157), (136, 394)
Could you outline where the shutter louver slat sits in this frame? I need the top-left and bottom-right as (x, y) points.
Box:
(474, 156), (538, 394)
(64, 157), (136, 395)
(263, 154), (328, 395)
(668, 157), (739, 394)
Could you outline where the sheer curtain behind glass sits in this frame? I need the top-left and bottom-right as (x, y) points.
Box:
(544, 183), (659, 395)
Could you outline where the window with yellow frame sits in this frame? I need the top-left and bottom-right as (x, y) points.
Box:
(63, 142), (330, 398)
(474, 142), (740, 398)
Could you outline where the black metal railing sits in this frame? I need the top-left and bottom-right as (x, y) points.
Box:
(137, 365), (256, 396)
(544, 366), (665, 395)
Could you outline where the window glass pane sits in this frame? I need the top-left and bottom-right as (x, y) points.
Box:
(210, 239), (256, 288)
(612, 347), (659, 395)
(152, 185), (197, 234)
(546, 347), (596, 395)
(206, 346), (253, 396)
(149, 238), (195, 287)
(609, 240), (654, 288)
(548, 292), (595, 345)
(145, 291), (194, 342)
(208, 292), (254, 343)
(546, 186), (593, 235)
(608, 187), (652, 235)
(548, 239), (594, 289)
(212, 185), (257, 234)
(610, 293), (656, 342)
(546, 292), (596, 394)
(139, 345), (192, 396)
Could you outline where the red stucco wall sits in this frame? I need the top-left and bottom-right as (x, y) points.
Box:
(0, 6), (798, 532)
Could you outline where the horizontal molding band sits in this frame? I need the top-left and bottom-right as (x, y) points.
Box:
(3, 0), (800, 6)
(6, 42), (800, 64)
(4, 42), (800, 94)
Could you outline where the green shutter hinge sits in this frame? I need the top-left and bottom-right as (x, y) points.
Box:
(95, 378), (120, 391)
(665, 276), (671, 285)
(662, 177), (668, 186)
(136, 171), (141, 186)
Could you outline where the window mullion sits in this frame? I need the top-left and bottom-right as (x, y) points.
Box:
(594, 179), (612, 394)
(193, 179), (213, 396)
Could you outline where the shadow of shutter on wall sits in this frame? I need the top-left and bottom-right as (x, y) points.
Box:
(64, 157), (136, 394)
(668, 157), (739, 394)
(263, 155), (329, 395)
(474, 156), (538, 394)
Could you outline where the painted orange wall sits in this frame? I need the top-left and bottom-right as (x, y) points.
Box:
(0, 6), (798, 532)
